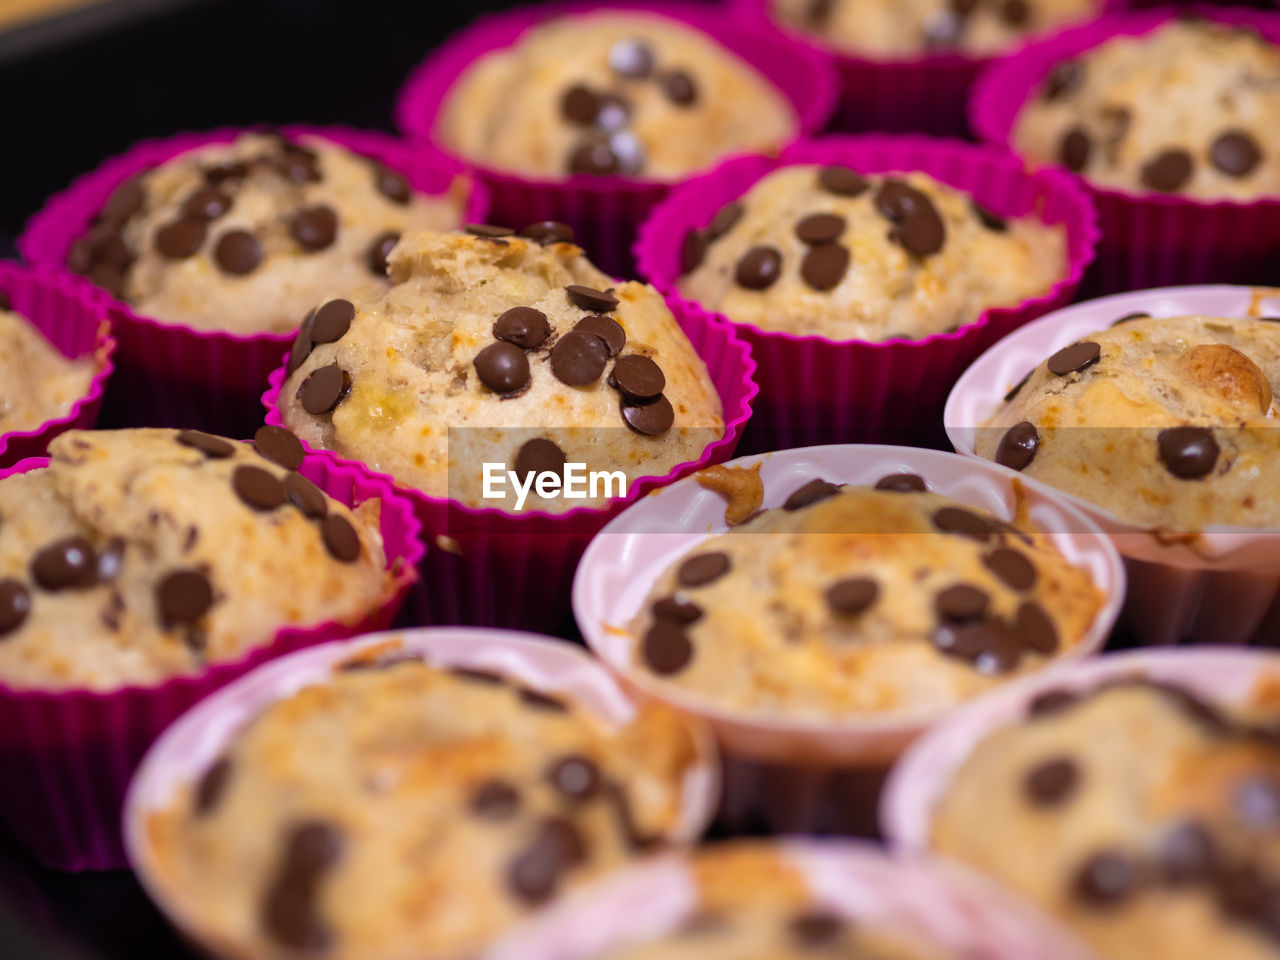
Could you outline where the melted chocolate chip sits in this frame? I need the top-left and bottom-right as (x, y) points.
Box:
(1212, 130), (1262, 178)
(652, 596), (703, 624)
(801, 244), (850, 291)
(283, 472), (327, 518)
(233, 466), (286, 511)
(1159, 821), (1217, 884)
(789, 911), (847, 947)
(708, 202), (744, 240)
(290, 204), (338, 251)
(322, 515), (361, 563)
(935, 584), (990, 624)
(621, 394), (674, 436)
(1157, 427), (1219, 480)
(662, 70), (698, 106)
(562, 85), (601, 125)
(194, 757), (232, 815)
(932, 506), (995, 541)
(372, 163), (411, 204)
(1003, 370), (1034, 402)
(1029, 688), (1079, 718)
(32, 537), (98, 591)
(1072, 851), (1137, 908)
(214, 229), (263, 275)
(934, 620), (1022, 673)
(521, 221), (574, 245)
(309, 299), (354, 344)
(735, 246), (783, 290)
(681, 228), (708, 274)
(177, 429), (235, 458)
(492, 306), (551, 351)
(507, 818), (587, 904)
(575, 315), (625, 357)
(102, 177), (146, 221)
(474, 342), (531, 394)
(471, 779), (521, 821)
(875, 180), (946, 258)
(261, 821), (342, 951)
(795, 213), (846, 245)
(466, 223), (515, 239)
(547, 755), (601, 802)
(569, 140), (621, 176)
(983, 547), (1037, 591)
(818, 165), (869, 197)
(155, 219), (206, 259)
(1141, 149), (1194, 193)
(1112, 311), (1150, 327)
(875, 473), (927, 493)
(298, 363), (349, 414)
(609, 354), (665, 402)
(551, 330), (610, 386)
(609, 37), (654, 78)
(826, 577), (879, 617)
(287, 313), (315, 377)
(514, 438), (566, 481)
(642, 621), (694, 675)
(1236, 777), (1280, 829)
(1017, 601), (1059, 654)
(1047, 341), (1101, 376)
(0, 579), (32, 637)
(156, 569), (214, 627)
(1024, 756), (1080, 807)
(566, 284), (619, 313)
(971, 199), (1008, 232)
(784, 478), (843, 511)
(1000, 0), (1029, 26)
(1044, 60), (1083, 101)
(181, 187), (233, 222)
(996, 420), (1040, 471)
(253, 425), (305, 470)
(678, 552), (730, 587)
(1060, 127), (1092, 172)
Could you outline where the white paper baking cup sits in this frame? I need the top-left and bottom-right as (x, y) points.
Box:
(484, 839), (1093, 960)
(945, 284), (1280, 645)
(124, 628), (720, 960)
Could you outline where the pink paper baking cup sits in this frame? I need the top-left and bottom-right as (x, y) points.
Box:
(971, 6), (1280, 294)
(0, 263), (115, 467)
(393, 0), (838, 276)
(261, 304), (757, 632)
(19, 125), (487, 438)
(0, 452), (425, 871)
(946, 283), (1280, 646)
(882, 647), (1280, 854)
(573, 443), (1125, 833)
(635, 136), (1099, 453)
(485, 840), (1092, 960)
(124, 627), (720, 958)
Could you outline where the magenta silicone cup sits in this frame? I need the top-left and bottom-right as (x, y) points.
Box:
(635, 135), (1099, 453)
(970, 6), (1280, 295)
(261, 304), (758, 632)
(946, 283), (1280, 647)
(124, 627), (720, 959)
(485, 839), (1092, 960)
(0, 262), (116, 467)
(393, 0), (838, 275)
(0, 452), (425, 871)
(19, 125), (487, 438)
(573, 443), (1125, 835)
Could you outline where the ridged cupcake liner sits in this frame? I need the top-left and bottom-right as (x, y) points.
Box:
(970, 6), (1280, 294)
(393, 0), (838, 275)
(946, 283), (1280, 646)
(18, 125), (487, 438)
(573, 443), (1125, 835)
(0, 453), (424, 871)
(486, 839), (1092, 960)
(0, 263), (115, 467)
(262, 307), (758, 631)
(124, 628), (720, 958)
(635, 136), (1099, 453)
(882, 647), (1280, 852)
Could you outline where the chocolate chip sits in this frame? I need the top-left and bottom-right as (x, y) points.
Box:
(466, 223), (515, 239)
(566, 284), (619, 312)
(806, 0), (835, 23)
(642, 621), (694, 675)
(261, 821), (342, 951)
(1157, 427), (1219, 480)
(936, 584), (990, 624)
(562, 85), (601, 125)
(1017, 601), (1059, 654)
(971, 199), (1008, 232)
(233, 465), (286, 511)
(789, 911), (847, 947)
(1024, 756), (1079, 807)
(372, 163), (411, 204)
(507, 818), (587, 904)
(818, 165), (868, 197)
(194, 757), (232, 815)
(290, 204), (338, 251)
(681, 228), (708, 274)
(662, 70), (698, 105)
(520, 688), (568, 712)
(551, 330), (610, 386)
(1159, 821), (1217, 884)
(471, 779), (521, 821)
(155, 218), (206, 259)
(0, 289), (9, 312)
(735, 245), (783, 290)
(366, 231), (399, 276)
(875, 473), (927, 493)
(1047, 340), (1101, 376)
(935, 619), (1023, 674)
(254, 425), (305, 470)
(288, 312), (315, 377)
(1044, 60), (1083, 101)
(569, 140), (621, 176)
(801, 244), (849, 291)
(876, 180), (946, 258)
(474, 342), (531, 394)
(489, 306), (550, 352)
(595, 93), (632, 131)
(157, 569), (214, 627)
(933, 506), (995, 541)
(1112, 311), (1150, 327)
(609, 355), (665, 402)
(521, 221), (574, 245)
(1029, 688), (1078, 718)
(1000, 0), (1029, 26)
(708, 202), (744, 240)
(283, 472), (327, 518)
(1060, 127), (1092, 172)
(204, 160), (249, 185)
(795, 213), (845, 245)
(308, 299), (354, 345)
(0, 580), (32, 637)
(273, 150), (322, 185)
(784, 478), (843, 511)
(678, 552), (730, 587)
(214, 229), (263, 275)
(1211, 130), (1262, 178)
(609, 38), (654, 78)
(86, 262), (125, 298)
(32, 537), (98, 591)
(1141, 149), (1194, 193)
(1072, 851), (1137, 908)
(102, 177), (145, 222)
(177, 429), (235, 458)
(451, 667), (506, 686)
(923, 10), (964, 48)
(513, 438), (566, 482)
(322, 515), (361, 563)
(983, 547), (1037, 591)
(996, 420), (1040, 471)
(621, 394), (674, 436)
(299, 363), (349, 415)
(575, 315), (625, 357)
(1002, 370), (1034, 403)
(1236, 776), (1280, 829)
(826, 577), (879, 617)
(652, 596), (703, 624)
(547, 755), (601, 802)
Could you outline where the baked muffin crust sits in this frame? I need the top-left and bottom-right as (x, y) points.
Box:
(0, 296), (99, 436)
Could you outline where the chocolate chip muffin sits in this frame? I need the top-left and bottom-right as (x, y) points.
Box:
(0, 293), (99, 436)
(67, 133), (466, 333)
(436, 12), (797, 179)
(978, 314), (1280, 530)
(771, 0), (1101, 58)
(0, 427), (392, 691)
(1014, 20), (1280, 200)
(277, 230), (725, 510)
(677, 165), (1067, 341)
(143, 650), (703, 960)
(628, 476), (1103, 719)
(932, 676), (1280, 960)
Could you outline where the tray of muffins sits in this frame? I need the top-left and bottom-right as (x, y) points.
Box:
(3, 0), (1280, 958)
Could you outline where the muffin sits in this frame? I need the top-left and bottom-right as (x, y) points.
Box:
(0, 427), (392, 691)
(676, 164), (1068, 341)
(277, 230), (725, 511)
(435, 12), (797, 180)
(771, 0), (1102, 59)
(1013, 19), (1280, 200)
(627, 475), (1104, 719)
(65, 132), (466, 333)
(977, 313), (1280, 530)
(142, 648), (703, 959)
(931, 673), (1280, 960)
(0, 293), (99, 436)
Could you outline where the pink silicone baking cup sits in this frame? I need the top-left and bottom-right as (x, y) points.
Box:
(971, 6), (1280, 294)
(485, 840), (1092, 960)
(882, 647), (1280, 855)
(262, 309), (758, 631)
(946, 283), (1280, 647)
(0, 263), (115, 467)
(124, 627), (720, 959)
(393, 0), (838, 275)
(635, 136), (1099, 453)
(573, 443), (1125, 834)
(18, 125), (487, 438)
(0, 452), (425, 871)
